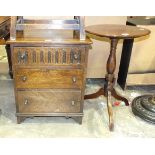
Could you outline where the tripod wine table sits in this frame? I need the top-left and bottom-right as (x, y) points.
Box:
(84, 24), (150, 131)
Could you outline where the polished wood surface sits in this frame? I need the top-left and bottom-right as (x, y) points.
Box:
(85, 24), (150, 131)
(15, 68), (84, 89)
(17, 89), (81, 113)
(11, 43), (90, 124)
(9, 21), (91, 123)
(8, 35), (92, 44)
(85, 24), (150, 39)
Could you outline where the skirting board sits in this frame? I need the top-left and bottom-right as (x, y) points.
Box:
(126, 73), (155, 86)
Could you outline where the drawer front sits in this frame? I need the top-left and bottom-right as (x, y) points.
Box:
(13, 47), (87, 66)
(15, 68), (84, 89)
(17, 90), (81, 113)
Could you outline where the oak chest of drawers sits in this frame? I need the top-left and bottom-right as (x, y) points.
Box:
(9, 40), (91, 124)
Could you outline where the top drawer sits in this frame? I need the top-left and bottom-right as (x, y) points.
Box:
(13, 47), (87, 66)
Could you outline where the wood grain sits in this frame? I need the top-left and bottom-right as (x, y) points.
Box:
(8, 17), (92, 124)
(15, 68), (84, 89)
(85, 24), (150, 39)
(17, 89), (81, 113)
(13, 46), (87, 66)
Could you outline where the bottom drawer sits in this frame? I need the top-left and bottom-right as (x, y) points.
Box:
(16, 89), (81, 113)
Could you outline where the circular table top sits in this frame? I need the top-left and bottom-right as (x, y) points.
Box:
(85, 24), (150, 39)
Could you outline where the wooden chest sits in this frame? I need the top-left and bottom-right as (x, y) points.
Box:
(9, 39), (91, 124)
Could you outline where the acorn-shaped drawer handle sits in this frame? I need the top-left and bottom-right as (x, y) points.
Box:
(24, 99), (28, 105)
(72, 76), (77, 83)
(21, 76), (27, 82)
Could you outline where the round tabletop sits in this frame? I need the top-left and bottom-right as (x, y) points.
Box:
(85, 24), (150, 39)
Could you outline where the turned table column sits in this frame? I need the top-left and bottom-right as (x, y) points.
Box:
(106, 38), (118, 130)
(84, 24), (150, 131)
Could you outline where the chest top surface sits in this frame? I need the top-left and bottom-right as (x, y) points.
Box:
(85, 24), (150, 39)
(7, 30), (92, 45)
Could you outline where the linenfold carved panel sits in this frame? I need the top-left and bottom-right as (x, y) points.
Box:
(13, 47), (86, 65)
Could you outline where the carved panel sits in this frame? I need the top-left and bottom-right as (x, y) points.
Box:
(13, 47), (86, 66)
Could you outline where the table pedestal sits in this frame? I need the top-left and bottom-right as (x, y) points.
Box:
(84, 38), (129, 131)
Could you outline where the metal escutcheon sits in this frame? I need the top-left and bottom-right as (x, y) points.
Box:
(21, 76), (27, 82)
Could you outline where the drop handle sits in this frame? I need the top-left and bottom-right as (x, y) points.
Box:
(21, 76), (27, 82)
(20, 53), (27, 60)
(72, 76), (77, 83)
(24, 99), (28, 105)
(71, 101), (75, 106)
(73, 54), (78, 60)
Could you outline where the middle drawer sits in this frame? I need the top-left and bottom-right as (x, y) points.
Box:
(15, 68), (84, 89)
